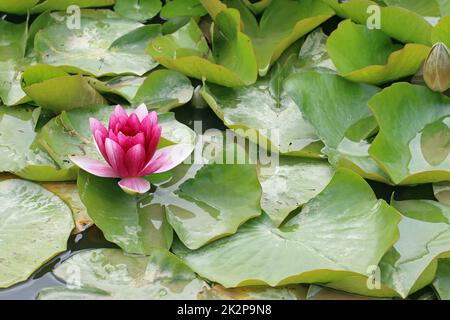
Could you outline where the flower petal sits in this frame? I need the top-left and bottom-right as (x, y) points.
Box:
(125, 143), (146, 176)
(105, 138), (129, 177)
(69, 156), (119, 178)
(139, 144), (193, 176)
(93, 129), (108, 159)
(89, 118), (107, 136)
(118, 177), (151, 195)
(146, 125), (162, 162)
(133, 103), (148, 122)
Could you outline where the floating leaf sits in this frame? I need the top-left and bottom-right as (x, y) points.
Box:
(327, 20), (430, 85)
(323, 0), (432, 45)
(148, 15), (257, 87)
(174, 169), (401, 288)
(161, 0), (207, 18)
(21, 64), (106, 111)
(35, 10), (160, 77)
(152, 162), (262, 249)
(38, 248), (209, 299)
(201, 284), (307, 300)
(88, 76), (146, 103)
(328, 198), (450, 298)
(0, 179), (74, 288)
(30, 0), (115, 14)
(201, 41), (325, 157)
(285, 71), (391, 183)
(42, 182), (93, 234)
(0, 106), (76, 181)
(202, 0), (334, 76)
(78, 171), (173, 254)
(133, 69), (194, 111)
(258, 157), (334, 226)
(432, 14), (450, 47)
(114, 0), (162, 21)
(368, 83), (450, 184)
(433, 259), (450, 300)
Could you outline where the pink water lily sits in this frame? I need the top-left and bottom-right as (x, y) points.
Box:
(70, 104), (193, 194)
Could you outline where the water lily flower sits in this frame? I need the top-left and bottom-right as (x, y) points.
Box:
(70, 104), (193, 194)
(423, 42), (450, 93)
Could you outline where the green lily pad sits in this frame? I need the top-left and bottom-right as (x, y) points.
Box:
(327, 20), (430, 85)
(38, 248), (209, 299)
(148, 15), (257, 87)
(88, 76), (145, 103)
(383, 0), (449, 17)
(258, 157), (334, 226)
(323, 0), (433, 45)
(0, 0), (39, 14)
(200, 284), (307, 300)
(434, 182), (450, 205)
(36, 106), (196, 171)
(21, 64), (106, 112)
(431, 14), (450, 47)
(200, 42), (324, 157)
(42, 182), (93, 234)
(285, 71), (391, 183)
(78, 171), (173, 254)
(133, 69), (194, 111)
(433, 259), (450, 300)
(0, 179), (74, 288)
(202, 0), (334, 76)
(35, 10), (160, 77)
(368, 83), (450, 184)
(306, 285), (376, 300)
(174, 168), (401, 288)
(0, 19), (31, 106)
(161, 0), (207, 18)
(0, 106), (76, 181)
(30, 0), (115, 14)
(152, 162), (262, 249)
(114, 0), (162, 21)
(328, 198), (450, 298)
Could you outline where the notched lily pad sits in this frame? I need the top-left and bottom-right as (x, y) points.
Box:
(174, 169), (401, 288)
(0, 179), (74, 288)
(327, 20), (430, 85)
(368, 83), (450, 184)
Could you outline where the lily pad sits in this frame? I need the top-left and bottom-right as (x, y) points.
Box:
(328, 198), (450, 298)
(327, 20), (430, 85)
(323, 0), (433, 45)
(38, 248), (209, 299)
(0, 106), (76, 181)
(258, 157), (334, 226)
(35, 10), (160, 77)
(0, 179), (74, 288)
(148, 15), (257, 87)
(42, 182), (93, 234)
(174, 168), (401, 288)
(78, 171), (173, 254)
(200, 42), (324, 157)
(202, 0), (334, 76)
(30, 0), (115, 14)
(285, 71), (391, 183)
(383, 0), (448, 17)
(434, 182), (450, 205)
(200, 284), (307, 300)
(153, 162), (262, 249)
(161, 0), (207, 18)
(88, 76), (145, 103)
(21, 64), (106, 111)
(431, 13), (450, 47)
(114, 0), (162, 21)
(133, 69), (194, 111)
(433, 259), (450, 300)
(368, 83), (450, 184)
(0, 19), (31, 106)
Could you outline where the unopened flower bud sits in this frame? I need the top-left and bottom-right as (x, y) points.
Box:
(423, 42), (450, 92)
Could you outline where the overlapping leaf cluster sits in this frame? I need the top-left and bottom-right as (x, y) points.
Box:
(0, 0), (449, 300)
